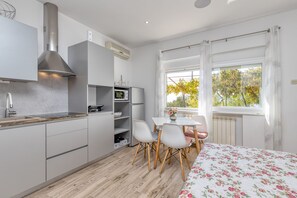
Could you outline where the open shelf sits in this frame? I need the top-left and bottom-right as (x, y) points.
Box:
(114, 87), (131, 148)
(88, 85), (113, 112)
(114, 116), (130, 121)
(114, 141), (130, 150)
(114, 100), (130, 103)
(114, 128), (130, 135)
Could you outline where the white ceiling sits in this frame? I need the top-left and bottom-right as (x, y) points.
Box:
(37, 0), (297, 48)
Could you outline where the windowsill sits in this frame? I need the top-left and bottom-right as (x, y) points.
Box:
(213, 110), (264, 116)
(213, 107), (264, 116)
(165, 107), (264, 116)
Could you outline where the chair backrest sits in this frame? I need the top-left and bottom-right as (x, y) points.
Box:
(133, 120), (155, 143)
(191, 115), (207, 132)
(161, 123), (189, 149)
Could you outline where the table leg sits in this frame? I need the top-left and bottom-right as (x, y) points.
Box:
(193, 128), (200, 154)
(154, 129), (162, 169)
(182, 126), (186, 133)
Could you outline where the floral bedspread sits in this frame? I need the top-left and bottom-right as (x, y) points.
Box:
(179, 143), (297, 198)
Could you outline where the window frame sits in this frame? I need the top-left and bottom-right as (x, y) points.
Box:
(212, 57), (265, 114)
(163, 57), (265, 115)
(165, 67), (200, 111)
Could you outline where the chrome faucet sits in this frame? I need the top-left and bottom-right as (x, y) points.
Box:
(5, 92), (16, 118)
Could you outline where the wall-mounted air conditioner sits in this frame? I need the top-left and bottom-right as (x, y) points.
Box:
(105, 41), (130, 60)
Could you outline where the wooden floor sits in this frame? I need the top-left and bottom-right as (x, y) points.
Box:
(27, 146), (197, 198)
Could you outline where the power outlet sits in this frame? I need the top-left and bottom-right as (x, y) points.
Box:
(291, 80), (297, 85)
(87, 31), (93, 41)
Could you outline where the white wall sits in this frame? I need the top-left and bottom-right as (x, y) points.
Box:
(5, 0), (132, 83)
(131, 9), (297, 153)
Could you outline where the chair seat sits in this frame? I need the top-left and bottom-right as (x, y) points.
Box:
(185, 136), (193, 145)
(184, 130), (208, 140)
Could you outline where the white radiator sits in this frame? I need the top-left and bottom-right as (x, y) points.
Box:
(213, 116), (236, 145)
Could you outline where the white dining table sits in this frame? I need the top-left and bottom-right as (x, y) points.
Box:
(152, 117), (201, 169)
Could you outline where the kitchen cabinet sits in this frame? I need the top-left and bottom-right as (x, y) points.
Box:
(68, 41), (114, 87)
(46, 118), (88, 180)
(0, 16), (38, 81)
(47, 147), (88, 180)
(0, 125), (46, 198)
(46, 118), (88, 158)
(68, 41), (114, 113)
(88, 42), (114, 86)
(88, 112), (114, 162)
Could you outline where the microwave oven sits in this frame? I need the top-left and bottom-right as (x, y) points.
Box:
(114, 89), (129, 101)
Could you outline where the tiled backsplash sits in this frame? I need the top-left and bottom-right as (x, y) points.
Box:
(0, 73), (68, 118)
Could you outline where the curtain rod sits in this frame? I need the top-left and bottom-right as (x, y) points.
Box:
(161, 26), (281, 54)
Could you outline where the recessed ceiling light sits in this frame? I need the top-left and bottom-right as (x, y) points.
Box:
(194, 0), (211, 8)
(145, 21), (149, 24)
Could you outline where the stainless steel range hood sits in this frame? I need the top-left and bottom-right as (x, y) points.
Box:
(38, 2), (75, 77)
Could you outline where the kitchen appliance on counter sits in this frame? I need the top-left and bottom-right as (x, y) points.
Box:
(88, 105), (104, 112)
(130, 87), (145, 146)
(114, 89), (129, 101)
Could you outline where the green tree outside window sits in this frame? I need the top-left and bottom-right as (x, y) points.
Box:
(166, 64), (262, 108)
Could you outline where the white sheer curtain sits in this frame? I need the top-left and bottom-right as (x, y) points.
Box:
(199, 41), (213, 141)
(263, 26), (282, 151)
(155, 51), (166, 117)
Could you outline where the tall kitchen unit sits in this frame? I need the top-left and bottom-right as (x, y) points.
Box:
(130, 87), (145, 146)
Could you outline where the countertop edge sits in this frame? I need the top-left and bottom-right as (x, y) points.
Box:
(0, 115), (88, 130)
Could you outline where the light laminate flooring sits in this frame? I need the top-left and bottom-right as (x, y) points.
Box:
(27, 146), (197, 198)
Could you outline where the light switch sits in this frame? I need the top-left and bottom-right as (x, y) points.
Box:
(87, 31), (93, 41)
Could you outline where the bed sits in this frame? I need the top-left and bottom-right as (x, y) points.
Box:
(179, 143), (297, 198)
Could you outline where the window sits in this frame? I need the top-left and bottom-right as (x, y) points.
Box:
(212, 63), (262, 108)
(166, 69), (199, 109)
(165, 61), (263, 110)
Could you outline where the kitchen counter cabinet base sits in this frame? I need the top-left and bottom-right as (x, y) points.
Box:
(0, 125), (46, 198)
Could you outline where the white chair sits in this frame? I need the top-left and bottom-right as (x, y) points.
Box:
(184, 115), (209, 153)
(159, 123), (192, 181)
(132, 120), (160, 171)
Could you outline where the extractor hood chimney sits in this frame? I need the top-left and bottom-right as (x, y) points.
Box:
(38, 2), (75, 77)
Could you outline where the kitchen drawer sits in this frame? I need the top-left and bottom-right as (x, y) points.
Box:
(47, 118), (87, 136)
(47, 129), (88, 158)
(47, 147), (88, 180)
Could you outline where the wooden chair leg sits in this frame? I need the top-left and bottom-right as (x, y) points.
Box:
(147, 143), (151, 171)
(168, 148), (172, 165)
(155, 142), (162, 163)
(160, 148), (170, 174)
(179, 150), (186, 181)
(183, 149), (191, 170)
(144, 143), (147, 159)
(132, 143), (141, 165)
(200, 140), (204, 150)
(154, 130), (162, 169)
(182, 126), (186, 133)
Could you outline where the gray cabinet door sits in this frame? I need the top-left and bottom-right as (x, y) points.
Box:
(47, 147), (88, 180)
(0, 125), (46, 198)
(0, 16), (38, 81)
(88, 113), (114, 161)
(88, 42), (114, 86)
